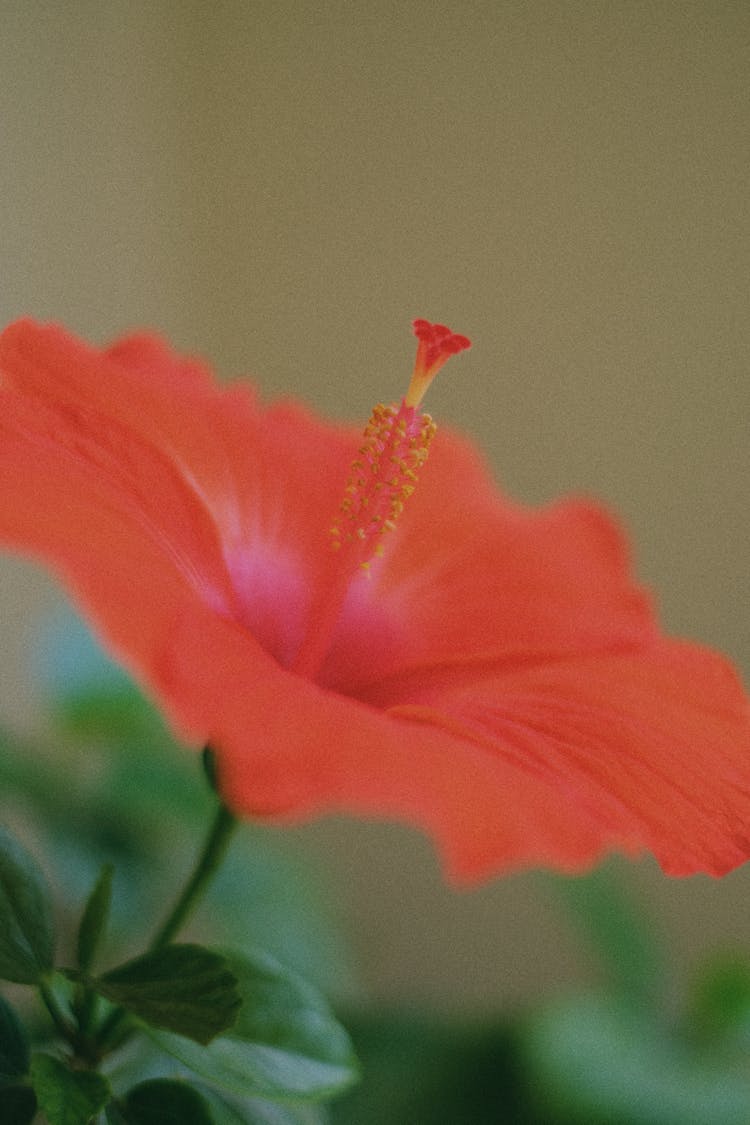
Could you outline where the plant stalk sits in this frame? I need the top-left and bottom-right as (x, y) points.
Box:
(95, 796), (238, 1053)
(149, 801), (237, 950)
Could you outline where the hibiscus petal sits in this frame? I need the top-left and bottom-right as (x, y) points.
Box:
(0, 321), (353, 667)
(394, 450), (656, 658)
(159, 600), (612, 880)
(385, 639), (750, 878)
(160, 595), (750, 881)
(0, 385), (238, 690)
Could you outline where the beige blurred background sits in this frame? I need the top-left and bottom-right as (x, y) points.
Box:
(0, 1), (748, 1011)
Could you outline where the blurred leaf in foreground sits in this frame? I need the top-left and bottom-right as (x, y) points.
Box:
(523, 992), (750, 1125)
(685, 952), (750, 1051)
(0, 993), (31, 1081)
(97, 945), (242, 1045)
(330, 1011), (539, 1125)
(149, 949), (358, 1103)
(30, 1053), (110, 1125)
(0, 826), (55, 984)
(540, 860), (666, 1007)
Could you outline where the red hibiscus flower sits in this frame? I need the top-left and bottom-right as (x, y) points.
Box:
(0, 317), (748, 882)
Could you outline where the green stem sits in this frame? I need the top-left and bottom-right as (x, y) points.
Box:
(95, 798), (238, 1053)
(149, 801), (237, 950)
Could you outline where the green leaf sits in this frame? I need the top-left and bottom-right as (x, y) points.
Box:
(199, 1084), (329, 1124)
(687, 954), (750, 1048)
(76, 863), (114, 973)
(96, 944), (241, 1045)
(101, 1037), (329, 1124)
(330, 1011), (528, 1125)
(104, 1105), (129, 1125)
(523, 992), (750, 1125)
(0, 1084), (38, 1125)
(150, 949), (358, 1102)
(0, 825), (55, 983)
(543, 860), (665, 1005)
(30, 1053), (110, 1125)
(0, 994), (30, 1081)
(109, 1078), (214, 1124)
